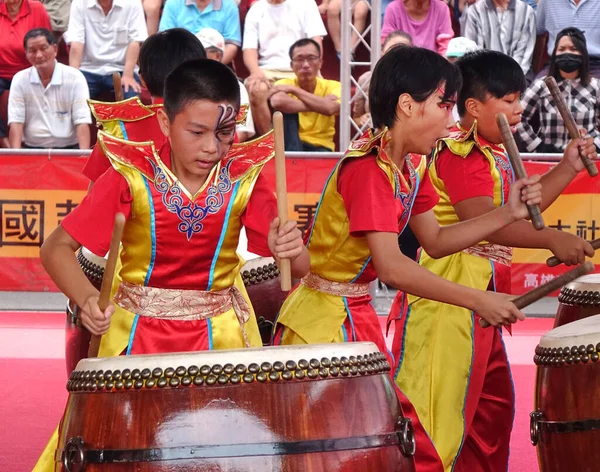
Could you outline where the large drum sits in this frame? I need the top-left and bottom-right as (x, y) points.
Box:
(241, 256), (286, 345)
(65, 248), (106, 375)
(532, 314), (600, 472)
(553, 274), (600, 328)
(57, 343), (416, 471)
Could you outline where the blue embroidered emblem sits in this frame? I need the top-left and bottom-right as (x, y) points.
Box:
(395, 158), (417, 222)
(149, 159), (233, 240)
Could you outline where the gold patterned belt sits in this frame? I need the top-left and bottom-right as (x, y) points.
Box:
(114, 281), (252, 346)
(300, 272), (370, 298)
(462, 243), (513, 267)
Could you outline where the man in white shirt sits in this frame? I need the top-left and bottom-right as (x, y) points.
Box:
(196, 27), (256, 141)
(64, 0), (148, 100)
(8, 28), (92, 149)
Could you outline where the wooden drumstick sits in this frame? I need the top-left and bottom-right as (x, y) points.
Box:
(88, 213), (126, 358)
(479, 261), (594, 328)
(112, 72), (124, 102)
(496, 113), (545, 230)
(544, 76), (598, 177)
(546, 238), (600, 267)
(273, 112), (292, 292)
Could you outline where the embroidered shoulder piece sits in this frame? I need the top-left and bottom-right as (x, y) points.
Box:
(226, 131), (275, 182)
(97, 131), (157, 180)
(88, 97), (156, 123)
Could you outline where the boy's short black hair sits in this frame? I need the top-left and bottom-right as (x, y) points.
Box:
(289, 38), (321, 59)
(164, 59), (240, 121)
(23, 28), (56, 50)
(456, 50), (526, 117)
(369, 46), (462, 129)
(139, 29), (206, 98)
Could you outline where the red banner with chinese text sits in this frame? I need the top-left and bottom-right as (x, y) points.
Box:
(0, 153), (598, 295)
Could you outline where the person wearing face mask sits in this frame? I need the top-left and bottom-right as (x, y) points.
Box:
(518, 27), (600, 153)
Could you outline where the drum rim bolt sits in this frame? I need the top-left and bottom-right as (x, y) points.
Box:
(396, 417), (416, 457)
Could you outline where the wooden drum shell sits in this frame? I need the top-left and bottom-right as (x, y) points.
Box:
(554, 275), (600, 328)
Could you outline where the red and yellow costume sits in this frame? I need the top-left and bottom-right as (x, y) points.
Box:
(273, 128), (443, 472)
(33, 130), (275, 471)
(391, 123), (515, 472)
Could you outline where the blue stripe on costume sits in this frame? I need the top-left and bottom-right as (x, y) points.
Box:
(342, 297), (356, 341)
(143, 178), (157, 286)
(207, 182), (240, 291)
(341, 324), (348, 342)
(119, 121), (129, 140)
(126, 314), (140, 355)
(207, 319), (214, 350)
(351, 257), (371, 283)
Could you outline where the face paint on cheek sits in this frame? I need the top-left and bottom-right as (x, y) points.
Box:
(215, 104), (238, 157)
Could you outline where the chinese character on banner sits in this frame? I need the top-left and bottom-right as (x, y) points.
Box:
(0, 200), (45, 247)
(549, 219), (572, 232)
(587, 220), (599, 241)
(576, 220), (588, 240)
(294, 203), (318, 236)
(524, 273), (539, 288)
(56, 199), (79, 224)
(540, 274), (555, 284)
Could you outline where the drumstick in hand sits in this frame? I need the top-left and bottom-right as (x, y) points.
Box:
(496, 113), (544, 230)
(112, 72), (124, 102)
(88, 213), (126, 358)
(479, 261), (594, 328)
(273, 112), (292, 292)
(546, 238), (600, 267)
(544, 76), (598, 177)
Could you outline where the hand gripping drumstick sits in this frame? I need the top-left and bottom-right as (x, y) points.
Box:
(112, 72), (124, 102)
(273, 112), (292, 292)
(479, 260), (594, 328)
(544, 76), (598, 177)
(546, 238), (600, 267)
(88, 213), (126, 358)
(496, 113), (545, 230)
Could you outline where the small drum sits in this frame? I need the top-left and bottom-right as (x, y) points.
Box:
(241, 256), (286, 345)
(554, 274), (600, 328)
(65, 248), (106, 375)
(532, 314), (600, 472)
(57, 343), (416, 471)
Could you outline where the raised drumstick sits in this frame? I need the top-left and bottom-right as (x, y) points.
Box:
(88, 213), (126, 358)
(496, 113), (545, 230)
(273, 112), (292, 292)
(546, 238), (600, 267)
(544, 77), (598, 177)
(479, 261), (594, 328)
(112, 72), (124, 102)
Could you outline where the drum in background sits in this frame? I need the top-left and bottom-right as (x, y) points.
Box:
(554, 274), (600, 328)
(532, 314), (600, 472)
(241, 256), (286, 345)
(65, 248), (106, 375)
(57, 343), (416, 471)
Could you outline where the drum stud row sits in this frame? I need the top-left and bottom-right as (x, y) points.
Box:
(76, 250), (105, 286)
(558, 288), (600, 307)
(534, 343), (600, 366)
(242, 263), (279, 286)
(67, 352), (392, 392)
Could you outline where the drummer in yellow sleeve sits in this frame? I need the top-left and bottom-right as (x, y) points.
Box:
(269, 38), (340, 152)
(33, 59), (309, 472)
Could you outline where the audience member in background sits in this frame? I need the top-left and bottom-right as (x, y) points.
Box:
(446, 36), (479, 121)
(197, 27), (256, 142)
(353, 31), (413, 130)
(8, 28), (91, 150)
(65, 0), (147, 100)
(142, 0), (162, 34)
(518, 27), (600, 153)
(0, 0), (51, 148)
(159, 0), (241, 64)
(537, 0), (600, 78)
(40, 0), (71, 37)
(321, 0), (369, 60)
(382, 0), (454, 55)
(243, 0), (326, 87)
(464, 0), (536, 78)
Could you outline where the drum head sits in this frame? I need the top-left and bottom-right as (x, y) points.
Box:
(560, 274), (600, 296)
(539, 314), (600, 349)
(80, 247), (108, 268)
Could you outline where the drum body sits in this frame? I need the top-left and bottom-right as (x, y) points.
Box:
(554, 274), (600, 328)
(56, 343), (416, 471)
(65, 248), (106, 375)
(241, 257), (286, 345)
(533, 315), (600, 472)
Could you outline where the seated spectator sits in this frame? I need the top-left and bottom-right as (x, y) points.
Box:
(445, 35), (478, 63)
(0, 0), (51, 148)
(537, 0), (600, 78)
(463, 0), (535, 78)
(243, 0), (326, 86)
(64, 0), (147, 100)
(518, 27), (600, 153)
(159, 0), (240, 64)
(196, 27), (256, 142)
(8, 28), (91, 149)
(382, 0), (454, 55)
(353, 31), (413, 129)
(40, 0), (71, 36)
(266, 39), (340, 152)
(322, 0), (369, 59)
